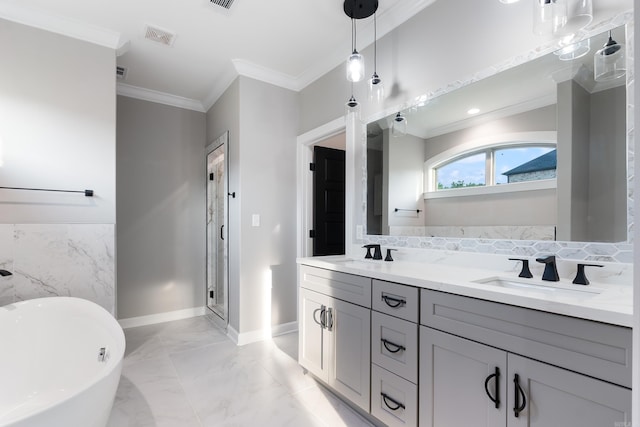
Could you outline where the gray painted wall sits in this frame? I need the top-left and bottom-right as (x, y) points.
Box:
(116, 96), (206, 319)
(588, 86), (627, 242)
(207, 77), (299, 336)
(0, 19), (116, 224)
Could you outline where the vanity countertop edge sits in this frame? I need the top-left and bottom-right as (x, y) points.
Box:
(297, 255), (633, 328)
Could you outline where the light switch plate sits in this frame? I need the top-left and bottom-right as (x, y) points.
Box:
(252, 214), (260, 227)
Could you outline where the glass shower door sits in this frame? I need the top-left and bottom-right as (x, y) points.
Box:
(206, 134), (228, 322)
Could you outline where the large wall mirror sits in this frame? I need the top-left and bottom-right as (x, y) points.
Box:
(366, 25), (630, 244)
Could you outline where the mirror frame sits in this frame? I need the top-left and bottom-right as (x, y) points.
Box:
(350, 12), (634, 264)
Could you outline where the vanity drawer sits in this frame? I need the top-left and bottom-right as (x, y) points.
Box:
(371, 364), (418, 427)
(372, 280), (419, 322)
(299, 265), (371, 308)
(372, 311), (418, 383)
(420, 289), (633, 388)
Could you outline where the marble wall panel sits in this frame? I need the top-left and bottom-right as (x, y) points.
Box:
(0, 224), (115, 313)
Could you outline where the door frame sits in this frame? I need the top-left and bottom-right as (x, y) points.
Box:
(206, 131), (230, 328)
(296, 117), (346, 259)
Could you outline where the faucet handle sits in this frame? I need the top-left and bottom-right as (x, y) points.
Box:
(508, 258), (533, 278)
(572, 263), (603, 286)
(362, 245), (375, 259)
(385, 249), (398, 262)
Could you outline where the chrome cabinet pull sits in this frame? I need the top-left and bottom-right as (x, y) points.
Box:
(484, 367), (501, 409)
(326, 308), (333, 331)
(382, 294), (406, 308)
(381, 338), (406, 354)
(381, 393), (405, 411)
(313, 305), (326, 328)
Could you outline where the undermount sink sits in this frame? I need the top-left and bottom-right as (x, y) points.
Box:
(473, 276), (603, 297)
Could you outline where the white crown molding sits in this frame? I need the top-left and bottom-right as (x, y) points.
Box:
(202, 63), (241, 112)
(117, 83), (206, 112)
(232, 59), (302, 91)
(0, 2), (125, 50)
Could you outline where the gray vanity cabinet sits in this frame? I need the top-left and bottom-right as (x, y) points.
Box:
(419, 327), (507, 427)
(507, 354), (631, 427)
(298, 266), (371, 412)
(419, 289), (632, 427)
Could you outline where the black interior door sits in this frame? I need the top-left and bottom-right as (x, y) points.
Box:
(313, 146), (345, 256)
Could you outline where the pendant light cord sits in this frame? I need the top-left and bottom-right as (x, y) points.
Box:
(351, 18), (357, 53)
(373, 12), (377, 73)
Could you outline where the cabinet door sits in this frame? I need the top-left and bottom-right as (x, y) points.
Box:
(299, 288), (331, 382)
(329, 298), (371, 412)
(420, 327), (507, 427)
(507, 354), (631, 427)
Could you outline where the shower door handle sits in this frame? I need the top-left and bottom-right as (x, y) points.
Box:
(220, 225), (224, 240)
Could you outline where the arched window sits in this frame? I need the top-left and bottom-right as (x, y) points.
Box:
(425, 132), (557, 196)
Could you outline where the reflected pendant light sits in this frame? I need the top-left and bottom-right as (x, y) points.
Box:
(554, 38), (590, 61)
(594, 30), (626, 82)
(531, 0), (592, 36)
(391, 112), (407, 137)
(368, 12), (384, 103)
(551, 0), (592, 36)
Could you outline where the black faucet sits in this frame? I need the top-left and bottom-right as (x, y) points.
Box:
(536, 255), (559, 282)
(362, 244), (383, 260)
(0, 270), (12, 277)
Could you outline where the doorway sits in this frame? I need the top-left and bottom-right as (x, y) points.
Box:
(313, 145), (346, 255)
(206, 132), (229, 323)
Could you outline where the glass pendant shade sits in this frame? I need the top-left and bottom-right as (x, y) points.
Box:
(347, 51), (365, 82)
(554, 38), (590, 61)
(533, 0), (554, 36)
(594, 33), (626, 82)
(368, 73), (384, 103)
(391, 113), (407, 138)
(552, 0), (592, 36)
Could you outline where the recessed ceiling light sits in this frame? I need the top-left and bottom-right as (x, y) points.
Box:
(467, 108), (480, 115)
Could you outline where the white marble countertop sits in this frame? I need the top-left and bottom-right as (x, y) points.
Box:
(297, 255), (633, 327)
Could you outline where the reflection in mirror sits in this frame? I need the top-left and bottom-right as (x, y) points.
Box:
(367, 26), (628, 243)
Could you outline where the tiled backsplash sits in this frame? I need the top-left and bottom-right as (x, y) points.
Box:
(0, 224), (115, 313)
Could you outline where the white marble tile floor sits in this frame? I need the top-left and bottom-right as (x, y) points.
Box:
(108, 314), (375, 427)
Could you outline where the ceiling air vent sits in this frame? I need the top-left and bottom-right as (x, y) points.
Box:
(210, 0), (234, 10)
(116, 66), (127, 79)
(144, 25), (176, 47)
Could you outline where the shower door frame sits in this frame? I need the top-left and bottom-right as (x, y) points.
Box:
(206, 131), (229, 326)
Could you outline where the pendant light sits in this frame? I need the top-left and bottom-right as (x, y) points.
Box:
(368, 12), (384, 103)
(391, 112), (407, 138)
(551, 0), (592, 37)
(347, 17), (364, 83)
(554, 38), (590, 61)
(530, 0), (592, 36)
(594, 30), (626, 82)
(346, 82), (360, 114)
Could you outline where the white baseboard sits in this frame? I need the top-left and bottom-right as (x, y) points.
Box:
(230, 321), (299, 346)
(118, 306), (206, 329)
(272, 321), (298, 337)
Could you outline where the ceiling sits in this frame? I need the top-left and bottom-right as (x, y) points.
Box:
(0, 0), (436, 111)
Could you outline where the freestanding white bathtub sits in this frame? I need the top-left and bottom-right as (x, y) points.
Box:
(0, 297), (125, 427)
